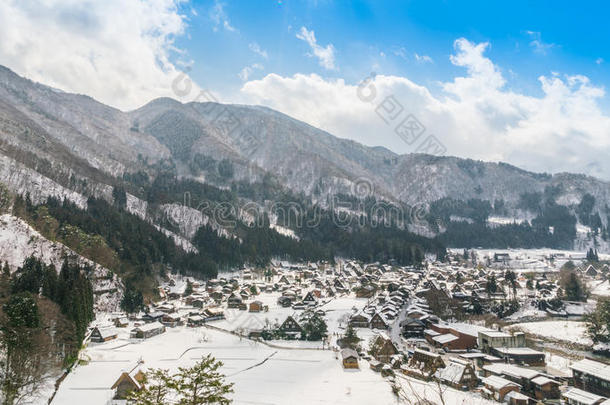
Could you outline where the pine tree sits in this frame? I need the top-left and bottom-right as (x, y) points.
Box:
(184, 279), (194, 297)
(173, 355), (234, 405)
(343, 324), (360, 349)
(485, 274), (498, 294)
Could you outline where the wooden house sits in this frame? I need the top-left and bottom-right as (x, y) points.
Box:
(531, 376), (561, 400)
(161, 313), (182, 327)
(481, 375), (521, 402)
(434, 359), (478, 390)
(227, 293), (243, 308)
(203, 307), (225, 321)
(369, 360), (384, 372)
(279, 316), (302, 334)
(130, 322), (166, 339)
(111, 366), (145, 399)
(371, 333), (399, 363)
(349, 313), (371, 328)
(302, 291), (317, 305)
(408, 349), (445, 377)
(141, 311), (164, 323)
(90, 327), (118, 343)
(370, 313), (389, 329)
(249, 300), (264, 313)
(341, 348), (359, 369)
(400, 318), (426, 338)
(187, 315), (205, 327)
(114, 317), (129, 328)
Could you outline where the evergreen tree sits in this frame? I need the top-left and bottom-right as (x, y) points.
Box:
(560, 269), (589, 302)
(184, 279), (194, 297)
(485, 274), (498, 294)
(343, 324), (360, 349)
(173, 355), (234, 405)
(121, 284), (144, 314)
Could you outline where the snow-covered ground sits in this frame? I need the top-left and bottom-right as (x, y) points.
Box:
(591, 280), (610, 297)
(510, 321), (592, 346)
(52, 324), (494, 405)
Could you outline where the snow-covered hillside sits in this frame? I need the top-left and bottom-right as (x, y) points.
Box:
(0, 214), (122, 311)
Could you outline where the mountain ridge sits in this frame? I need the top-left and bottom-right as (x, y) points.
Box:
(0, 64), (609, 253)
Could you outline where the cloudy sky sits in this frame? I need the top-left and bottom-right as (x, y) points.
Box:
(1, 0), (610, 179)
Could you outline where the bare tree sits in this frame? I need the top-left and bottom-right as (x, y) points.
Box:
(0, 295), (65, 405)
(390, 376), (457, 405)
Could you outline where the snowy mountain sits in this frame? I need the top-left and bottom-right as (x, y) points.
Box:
(0, 64), (609, 251)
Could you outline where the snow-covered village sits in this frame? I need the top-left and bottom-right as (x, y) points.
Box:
(40, 249), (610, 405)
(5, 2), (610, 405)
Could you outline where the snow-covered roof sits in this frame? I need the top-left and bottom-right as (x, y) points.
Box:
(435, 361), (467, 384)
(530, 376), (559, 386)
(562, 387), (606, 405)
(133, 321), (164, 332)
(483, 363), (541, 380)
(571, 358), (610, 381)
(432, 333), (459, 344)
(492, 347), (544, 356)
(482, 375), (519, 390)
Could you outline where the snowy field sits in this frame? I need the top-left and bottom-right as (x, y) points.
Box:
(52, 325), (494, 405)
(510, 320), (592, 346)
(51, 290), (496, 405)
(591, 280), (610, 297)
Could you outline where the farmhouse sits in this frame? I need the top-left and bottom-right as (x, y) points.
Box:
(161, 313), (182, 327)
(203, 307), (225, 321)
(279, 316), (302, 334)
(349, 313), (371, 328)
(111, 366), (145, 399)
(187, 315), (205, 327)
(481, 375), (521, 402)
(90, 327), (118, 343)
(371, 333), (399, 363)
(400, 318), (425, 338)
(434, 358), (478, 390)
(370, 313), (389, 329)
(113, 317), (129, 328)
(141, 311), (164, 323)
(130, 322), (166, 339)
(227, 293), (243, 308)
(408, 348), (445, 376)
(530, 376), (561, 400)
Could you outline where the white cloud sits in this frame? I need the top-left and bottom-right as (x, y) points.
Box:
(249, 42), (268, 59)
(238, 63), (263, 81)
(597, 57), (604, 65)
(210, 0), (236, 32)
(296, 26), (336, 70)
(392, 47), (408, 60)
(239, 38), (610, 179)
(526, 31), (555, 54)
(414, 53), (433, 63)
(0, 0), (195, 111)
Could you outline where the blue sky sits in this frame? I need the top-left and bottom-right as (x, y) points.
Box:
(177, 0), (609, 103)
(2, 0), (610, 178)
